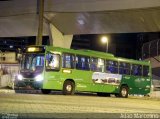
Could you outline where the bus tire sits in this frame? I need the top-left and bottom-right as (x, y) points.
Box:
(63, 80), (75, 95)
(119, 85), (129, 98)
(41, 89), (51, 94)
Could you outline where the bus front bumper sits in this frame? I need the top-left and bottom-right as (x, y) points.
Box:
(14, 79), (43, 90)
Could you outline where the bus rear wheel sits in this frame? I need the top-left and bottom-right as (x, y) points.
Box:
(41, 89), (51, 94)
(119, 85), (129, 98)
(63, 80), (75, 95)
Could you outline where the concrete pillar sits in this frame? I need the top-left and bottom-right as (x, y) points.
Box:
(48, 23), (73, 49)
(36, 0), (44, 45)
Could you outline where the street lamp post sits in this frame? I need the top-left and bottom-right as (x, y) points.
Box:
(101, 36), (108, 52)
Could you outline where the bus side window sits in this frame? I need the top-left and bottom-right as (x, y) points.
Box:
(76, 55), (90, 70)
(119, 62), (130, 75)
(46, 53), (60, 70)
(97, 58), (105, 72)
(62, 53), (75, 69)
(106, 60), (118, 73)
(143, 66), (149, 77)
(90, 57), (98, 71)
(131, 64), (142, 76)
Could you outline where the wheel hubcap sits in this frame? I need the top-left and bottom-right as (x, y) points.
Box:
(66, 85), (72, 92)
(121, 88), (127, 97)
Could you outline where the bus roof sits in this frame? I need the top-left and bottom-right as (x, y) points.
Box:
(45, 46), (150, 66)
(117, 57), (150, 65)
(46, 46), (114, 57)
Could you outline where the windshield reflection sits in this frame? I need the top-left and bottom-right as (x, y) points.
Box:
(21, 54), (44, 72)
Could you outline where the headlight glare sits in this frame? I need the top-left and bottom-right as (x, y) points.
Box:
(17, 74), (23, 80)
(35, 75), (43, 82)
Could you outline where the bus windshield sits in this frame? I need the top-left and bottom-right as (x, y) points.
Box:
(21, 54), (44, 72)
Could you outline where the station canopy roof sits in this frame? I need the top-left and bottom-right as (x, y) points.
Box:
(0, 0), (160, 37)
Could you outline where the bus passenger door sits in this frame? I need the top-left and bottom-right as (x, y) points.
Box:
(43, 52), (61, 90)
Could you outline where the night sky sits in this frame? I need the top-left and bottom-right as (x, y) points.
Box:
(72, 33), (151, 60)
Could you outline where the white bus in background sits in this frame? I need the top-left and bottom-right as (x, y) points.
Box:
(0, 51), (19, 88)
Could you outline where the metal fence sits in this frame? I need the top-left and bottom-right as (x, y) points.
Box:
(142, 39), (160, 59)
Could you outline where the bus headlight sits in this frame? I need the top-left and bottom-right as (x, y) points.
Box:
(35, 75), (43, 82)
(17, 74), (23, 80)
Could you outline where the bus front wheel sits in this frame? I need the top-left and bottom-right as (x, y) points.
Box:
(119, 85), (129, 98)
(41, 89), (51, 94)
(63, 80), (75, 95)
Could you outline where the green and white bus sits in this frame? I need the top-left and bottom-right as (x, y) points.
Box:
(14, 45), (152, 98)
